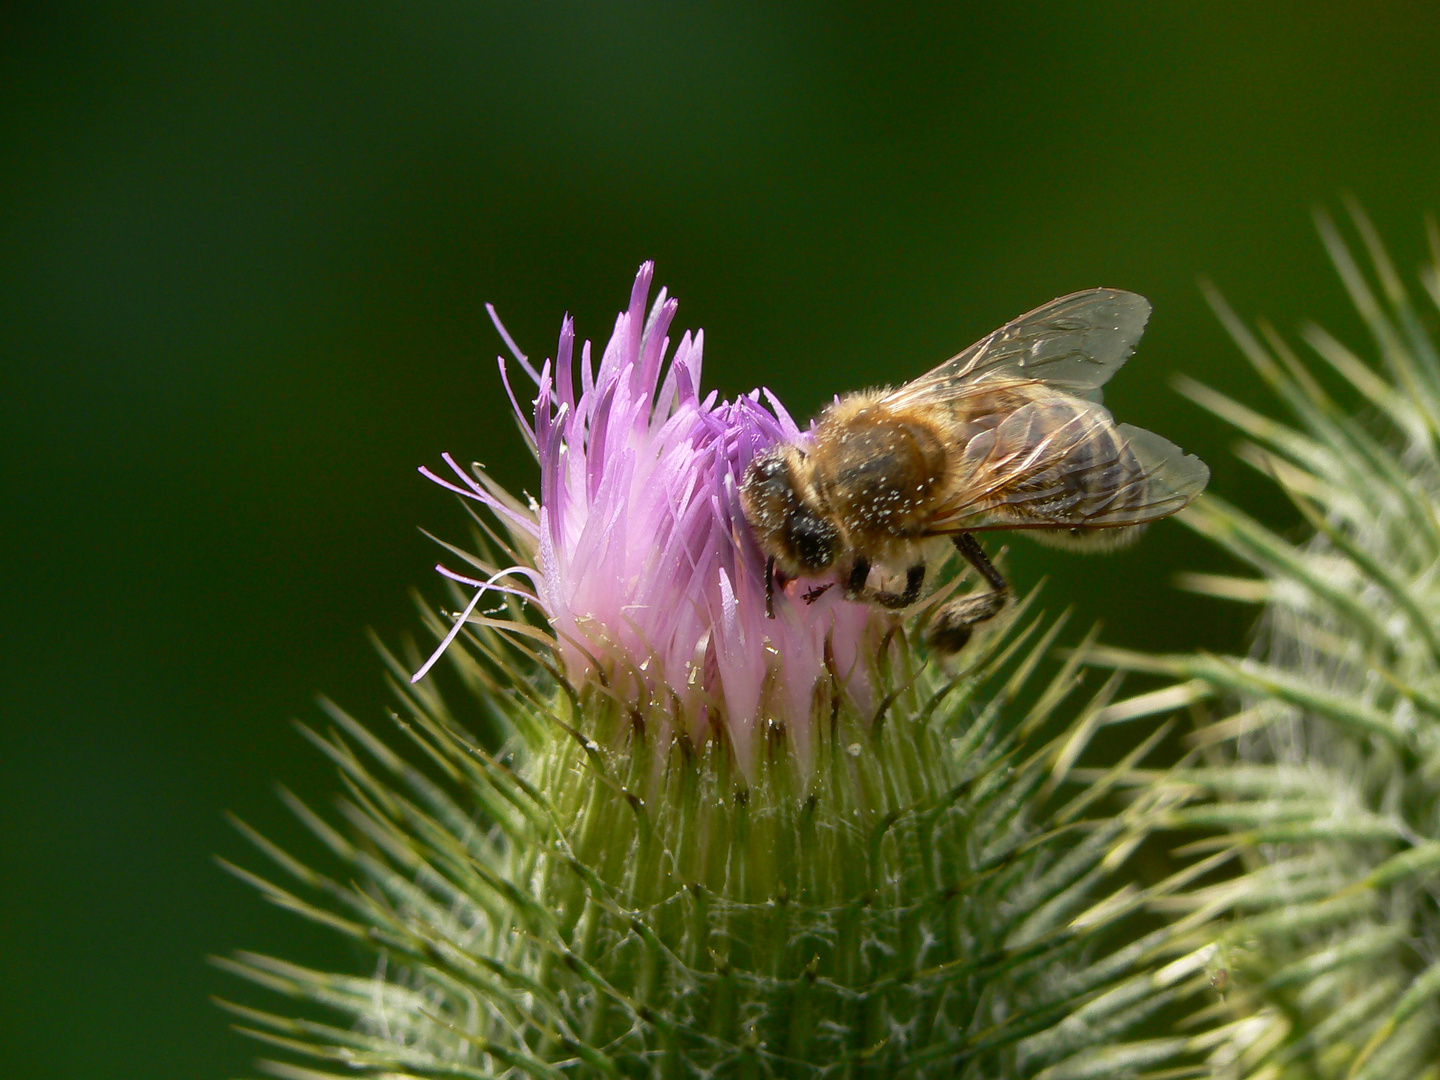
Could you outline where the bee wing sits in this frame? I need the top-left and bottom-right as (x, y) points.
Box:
(883, 289), (1152, 408)
(932, 399), (1209, 533)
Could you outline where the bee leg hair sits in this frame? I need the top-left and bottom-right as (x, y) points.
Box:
(765, 556), (776, 619)
(926, 534), (1010, 654)
(926, 591), (1009, 653)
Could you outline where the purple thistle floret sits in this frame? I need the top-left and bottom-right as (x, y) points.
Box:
(416, 263), (879, 779)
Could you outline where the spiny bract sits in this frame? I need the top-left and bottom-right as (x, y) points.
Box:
(1093, 207), (1440, 1080)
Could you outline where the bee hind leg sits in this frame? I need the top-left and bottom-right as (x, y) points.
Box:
(953, 532), (1008, 592)
(926, 534), (1010, 654)
(926, 592), (1008, 653)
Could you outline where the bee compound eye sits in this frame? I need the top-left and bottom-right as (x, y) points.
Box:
(786, 510), (839, 572)
(743, 450), (800, 515)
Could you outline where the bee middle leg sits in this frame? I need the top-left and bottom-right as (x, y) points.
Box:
(846, 557), (926, 610)
(927, 533), (1010, 654)
(874, 563), (927, 609)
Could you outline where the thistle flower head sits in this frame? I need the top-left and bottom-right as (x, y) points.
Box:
(417, 262), (877, 777)
(221, 265), (1207, 1079)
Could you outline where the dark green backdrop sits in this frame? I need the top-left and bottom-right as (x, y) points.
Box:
(4, 3), (1439, 1076)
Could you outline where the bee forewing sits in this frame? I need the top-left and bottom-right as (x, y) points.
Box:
(883, 289), (1152, 408)
(933, 400), (1208, 533)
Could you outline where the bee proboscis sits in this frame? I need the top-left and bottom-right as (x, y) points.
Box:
(739, 289), (1209, 652)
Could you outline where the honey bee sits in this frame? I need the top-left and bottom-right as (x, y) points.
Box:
(739, 289), (1209, 652)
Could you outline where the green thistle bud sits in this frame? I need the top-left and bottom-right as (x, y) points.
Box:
(1096, 208), (1440, 1079)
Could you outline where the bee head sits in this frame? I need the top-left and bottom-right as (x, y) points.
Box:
(783, 508), (840, 573)
(739, 445), (840, 576)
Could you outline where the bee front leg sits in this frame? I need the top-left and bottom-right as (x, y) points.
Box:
(927, 534), (1010, 654)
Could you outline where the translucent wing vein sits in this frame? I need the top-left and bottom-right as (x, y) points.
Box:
(884, 289), (1152, 408)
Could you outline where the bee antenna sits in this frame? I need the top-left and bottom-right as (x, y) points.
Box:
(765, 556), (776, 619)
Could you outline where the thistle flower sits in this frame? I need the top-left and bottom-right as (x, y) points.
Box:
(218, 264), (1222, 1078)
(412, 262), (874, 781)
(1092, 209), (1440, 1079)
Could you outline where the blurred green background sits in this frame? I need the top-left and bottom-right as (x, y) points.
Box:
(4, 3), (1440, 1076)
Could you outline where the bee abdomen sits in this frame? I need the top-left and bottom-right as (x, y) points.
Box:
(958, 399), (1159, 530)
(1042, 408), (1147, 521)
